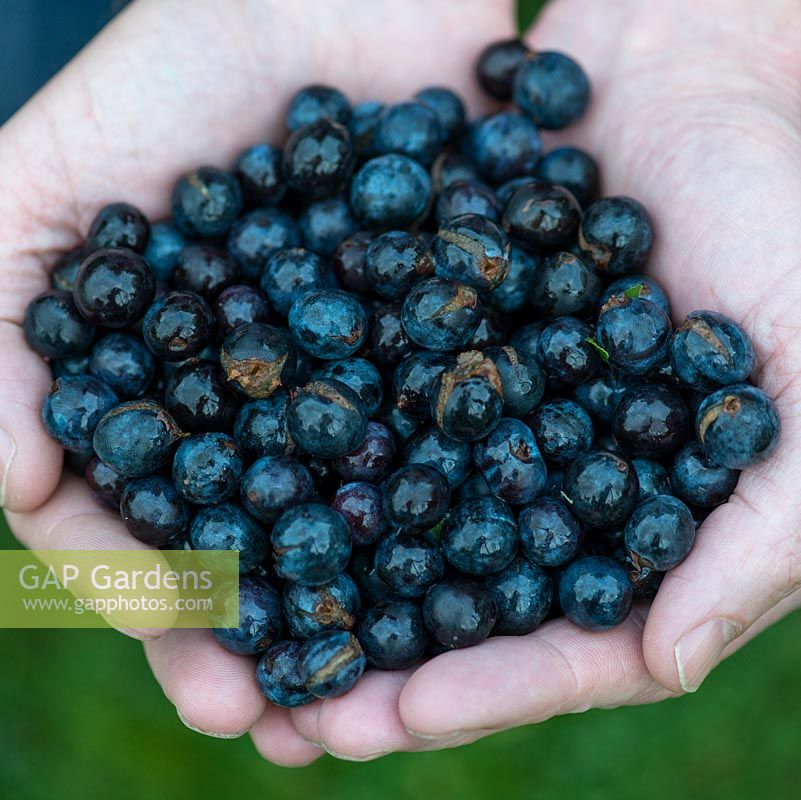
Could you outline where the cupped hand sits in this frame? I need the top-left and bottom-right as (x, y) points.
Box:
(3, 0), (801, 768)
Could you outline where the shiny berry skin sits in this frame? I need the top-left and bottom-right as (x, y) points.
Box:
(468, 111), (542, 184)
(599, 274), (670, 315)
(469, 306), (507, 350)
(332, 231), (373, 293)
(518, 495), (582, 567)
(93, 400), (183, 477)
(142, 290), (214, 362)
(350, 154), (432, 229)
(213, 577), (283, 655)
(474, 417), (548, 505)
(484, 346), (545, 418)
(220, 322), (296, 399)
(41, 375), (118, 453)
(423, 578), (497, 649)
(435, 180), (500, 224)
(613, 383), (690, 457)
(559, 555), (633, 631)
(283, 119), (355, 201)
(368, 303), (414, 367)
(632, 458), (673, 502)
(625, 494), (696, 570)
(172, 433), (243, 505)
(85, 456), (126, 510)
(357, 601), (428, 670)
(430, 350), (504, 442)
(226, 208), (302, 280)
(393, 351), (454, 420)
(288, 289), (367, 360)
(74, 248), (155, 327)
(562, 450), (639, 529)
(375, 531), (445, 598)
(89, 333), (155, 398)
(313, 358), (383, 417)
(172, 166), (243, 238)
(283, 573), (361, 639)
(441, 497), (517, 576)
(256, 640), (314, 708)
(401, 277), (481, 351)
(287, 84), (351, 131)
(502, 182), (581, 252)
(234, 143), (285, 206)
(142, 222), (185, 281)
(670, 310), (756, 390)
(382, 464), (451, 532)
(120, 475), (190, 546)
(50, 247), (87, 291)
(530, 398), (594, 465)
(348, 100), (384, 157)
(364, 230), (434, 300)
(287, 378), (368, 458)
(171, 244), (239, 300)
(489, 245), (541, 314)
(259, 247), (326, 317)
(403, 424), (472, 490)
(378, 403), (421, 445)
(233, 393), (293, 460)
(415, 87), (466, 141)
(476, 38), (530, 100)
(578, 196), (654, 275)
(189, 502), (267, 574)
(670, 441), (739, 507)
(332, 421), (396, 483)
(486, 558), (552, 635)
(430, 152), (480, 193)
(24, 289), (95, 359)
(537, 317), (600, 384)
(88, 202), (150, 253)
(535, 147), (599, 207)
(299, 196), (358, 256)
(696, 384), (781, 469)
(213, 284), (270, 339)
(164, 359), (236, 432)
(514, 51), (591, 130)
(298, 630), (366, 699)
(508, 321), (546, 365)
(272, 503), (352, 585)
(432, 213), (511, 292)
(240, 455), (313, 524)
(51, 354), (90, 379)
(530, 251), (602, 319)
(572, 370), (633, 425)
(597, 295), (672, 375)
(331, 482), (389, 547)
(374, 101), (443, 166)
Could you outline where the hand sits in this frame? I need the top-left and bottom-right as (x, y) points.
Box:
(0, 0), (515, 766)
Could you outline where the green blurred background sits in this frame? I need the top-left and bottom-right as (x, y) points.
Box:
(2, 1), (800, 798)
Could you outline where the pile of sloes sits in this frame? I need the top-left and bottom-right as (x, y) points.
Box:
(24, 39), (781, 704)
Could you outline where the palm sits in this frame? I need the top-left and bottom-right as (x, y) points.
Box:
(2, 0), (799, 766)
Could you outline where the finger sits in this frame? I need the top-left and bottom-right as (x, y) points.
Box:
(643, 430), (801, 693)
(4, 471), (169, 640)
(250, 704), (324, 767)
(144, 628), (266, 737)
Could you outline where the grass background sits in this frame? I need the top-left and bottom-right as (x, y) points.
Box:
(2, 1), (800, 797)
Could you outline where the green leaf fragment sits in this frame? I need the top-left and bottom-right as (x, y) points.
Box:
(585, 337), (610, 361)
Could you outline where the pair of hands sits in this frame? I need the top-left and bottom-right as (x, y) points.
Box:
(2, 0), (801, 765)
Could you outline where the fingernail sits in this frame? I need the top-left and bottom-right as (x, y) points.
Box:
(176, 710), (248, 739)
(0, 427), (17, 508)
(674, 618), (740, 692)
(405, 728), (482, 748)
(322, 745), (391, 762)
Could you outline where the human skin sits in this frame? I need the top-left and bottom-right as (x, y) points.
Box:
(2, 0), (801, 766)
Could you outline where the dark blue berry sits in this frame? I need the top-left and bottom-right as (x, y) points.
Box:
(189, 502), (267, 574)
(358, 600), (428, 670)
(502, 182), (581, 252)
(578, 197), (653, 275)
(213, 577), (282, 655)
(142, 290), (214, 362)
(485, 346), (545, 418)
(213, 284), (270, 339)
(171, 243), (239, 300)
(172, 166), (243, 238)
(89, 333), (155, 398)
(430, 152), (480, 193)
(508, 321), (546, 365)
(227, 208), (302, 280)
(332, 230), (373, 293)
(423, 578), (497, 648)
(172, 433), (243, 505)
(85, 456), (126, 510)
(435, 180), (500, 224)
(288, 289), (367, 360)
(88, 202), (150, 253)
(256, 640), (314, 708)
(299, 196), (358, 256)
(120, 475), (191, 546)
(489, 246), (541, 314)
(632, 458), (673, 502)
(530, 398), (594, 465)
(486, 558), (552, 635)
(314, 358), (383, 417)
(233, 393), (294, 460)
(143, 222), (185, 281)
(24, 290), (95, 359)
(514, 51), (590, 130)
(696, 384), (780, 469)
(287, 85), (351, 131)
(283, 573), (361, 639)
(368, 302), (414, 367)
(374, 102), (443, 166)
(364, 230), (434, 300)
(625, 494), (696, 570)
(332, 420), (395, 483)
(283, 119), (355, 201)
(476, 38), (531, 100)
(518, 495), (582, 567)
(670, 441), (739, 507)
(298, 630), (366, 699)
(599, 274), (670, 315)
(538, 316), (600, 384)
(348, 100), (384, 157)
(403, 424), (472, 490)
(559, 556), (632, 631)
(378, 403), (421, 445)
(375, 531), (445, 598)
(535, 147), (599, 207)
(415, 87), (466, 141)
(382, 464), (451, 532)
(393, 352), (454, 420)
(469, 111), (542, 183)
(572, 370), (632, 425)
(240, 455), (314, 524)
(613, 383), (690, 457)
(530, 251), (601, 319)
(234, 143), (285, 206)
(474, 417), (548, 505)
(331, 482), (389, 547)
(50, 247), (86, 291)
(260, 247), (326, 317)
(41, 375), (118, 453)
